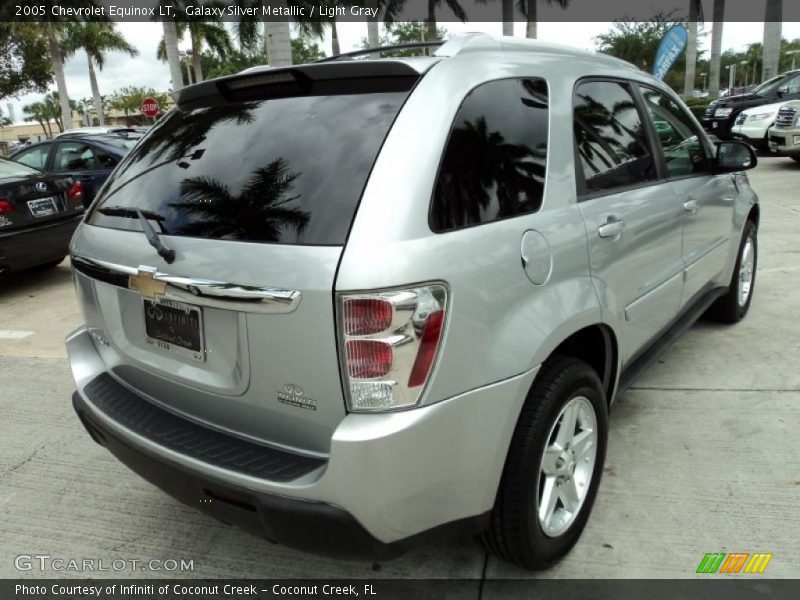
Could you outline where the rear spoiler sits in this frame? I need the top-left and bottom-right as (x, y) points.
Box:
(171, 60), (432, 108)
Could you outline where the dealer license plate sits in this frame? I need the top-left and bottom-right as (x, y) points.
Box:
(143, 299), (205, 362)
(27, 197), (58, 217)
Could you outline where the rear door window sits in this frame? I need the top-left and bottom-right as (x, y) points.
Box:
(88, 87), (411, 245)
(430, 78), (549, 232)
(54, 142), (100, 171)
(573, 80), (658, 196)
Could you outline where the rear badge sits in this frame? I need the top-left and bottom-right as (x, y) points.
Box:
(276, 384), (317, 411)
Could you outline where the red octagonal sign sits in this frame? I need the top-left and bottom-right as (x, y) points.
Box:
(140, 97), (160, 118)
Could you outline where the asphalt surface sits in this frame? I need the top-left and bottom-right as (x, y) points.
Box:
(1, 157), (798, 583)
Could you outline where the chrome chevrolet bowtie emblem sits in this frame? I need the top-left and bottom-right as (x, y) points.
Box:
(128, 266), (166, 300)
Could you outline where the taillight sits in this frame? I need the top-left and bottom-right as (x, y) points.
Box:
(0, 200), (13, 215)
(338, 284), (448, 412)
(67, 181), (83, 201)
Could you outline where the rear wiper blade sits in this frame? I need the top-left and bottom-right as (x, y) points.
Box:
(97, 205), (166, 222)
(97, 205), (175, 264)
(136, 208), (175, 264)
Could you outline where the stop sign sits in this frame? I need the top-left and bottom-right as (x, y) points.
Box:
(140, 97), (160, 118)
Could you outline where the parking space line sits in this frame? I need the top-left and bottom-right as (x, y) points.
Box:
(0, 331), (34, 340)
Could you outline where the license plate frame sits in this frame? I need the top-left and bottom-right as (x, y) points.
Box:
(143, 298), (205, 362)
(27, 196), (58, 217)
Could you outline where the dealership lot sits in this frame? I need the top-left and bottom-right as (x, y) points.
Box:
(1, 157), (798, 582)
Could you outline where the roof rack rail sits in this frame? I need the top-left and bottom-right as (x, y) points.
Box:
(315, 41), (445, 62)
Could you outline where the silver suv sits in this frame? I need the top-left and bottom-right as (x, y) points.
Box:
(67, 34), (760, 569)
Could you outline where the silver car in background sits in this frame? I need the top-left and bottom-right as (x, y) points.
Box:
(66, 34), (759, 569)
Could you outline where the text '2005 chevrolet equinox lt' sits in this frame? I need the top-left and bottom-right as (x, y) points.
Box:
(67, 34), (760, 569)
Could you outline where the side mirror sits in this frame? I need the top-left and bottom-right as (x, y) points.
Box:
(716, 141), (757, 172)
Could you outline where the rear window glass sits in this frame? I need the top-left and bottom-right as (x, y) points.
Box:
(0, 157), (41, 178)
(88, 89), (410, 245)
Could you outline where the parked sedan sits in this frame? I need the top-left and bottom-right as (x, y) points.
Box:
(9, 134), (133, 205)
(0, 157), (85, 275)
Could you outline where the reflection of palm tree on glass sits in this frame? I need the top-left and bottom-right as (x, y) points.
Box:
(574, 94), (644, 174)
(170, 158), (310, 243)
(434, 116), (542, 230)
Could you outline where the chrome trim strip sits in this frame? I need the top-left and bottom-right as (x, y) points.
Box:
(71, 255), (301, 314)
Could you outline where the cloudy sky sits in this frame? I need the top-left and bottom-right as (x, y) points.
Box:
(6, 19), (800, 124)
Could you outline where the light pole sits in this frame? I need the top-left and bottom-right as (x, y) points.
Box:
(740, 60), (747, 86)
(726, 64), (736, 93)
(701, 72), (708, 91)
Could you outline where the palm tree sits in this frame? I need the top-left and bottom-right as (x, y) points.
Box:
(519, 0), (569, 39)
(23, 102), (53, 137)
(683, 0), (700, 98)
(63, 23), (138, 126)
(709, 0), (725, 97)
(158, 21), (232, 83)
(171, 159), (310, 242)
(366, 0), (380, 47)
(426, 0), (467, 42)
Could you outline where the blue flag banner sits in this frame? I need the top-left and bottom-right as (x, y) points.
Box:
(653, 25), (688, 80)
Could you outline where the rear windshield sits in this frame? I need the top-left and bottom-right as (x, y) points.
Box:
(0, 157), (41, 178)
(88, 90), (410, 245)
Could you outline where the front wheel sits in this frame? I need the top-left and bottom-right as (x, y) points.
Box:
(706, 220), (757, 323)
(480, 356), (608, 569)
(792, 156), (800, 164)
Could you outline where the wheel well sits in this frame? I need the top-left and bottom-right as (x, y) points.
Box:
(748, 204), (760, 228)
(550, 325), (618, 403)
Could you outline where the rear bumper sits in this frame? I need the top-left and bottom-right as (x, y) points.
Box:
(67, 326), (537, 558)
(0, 214), (82, 273)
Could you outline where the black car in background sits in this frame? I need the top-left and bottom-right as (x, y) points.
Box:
(703, 70), (800, 138)
(0, 157), (85, 275)
(9, 133), (139, 206)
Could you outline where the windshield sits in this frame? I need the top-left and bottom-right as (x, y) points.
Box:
(0, 157), (42, 178)
(89, 88), (410, 245)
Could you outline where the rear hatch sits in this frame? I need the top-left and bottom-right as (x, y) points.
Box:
(70, 62), (422, 455)
(0, 159), (82, 231)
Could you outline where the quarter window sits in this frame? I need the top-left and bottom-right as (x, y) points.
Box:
(639, 86), (710, 178)
(14, 145), (50, 170)
(430, 78), (548, 233)
(573, 80), (657, 195)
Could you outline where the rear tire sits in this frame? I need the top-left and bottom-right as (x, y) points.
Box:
(480, 356), (608, 569)
(706, 220), (757, 323)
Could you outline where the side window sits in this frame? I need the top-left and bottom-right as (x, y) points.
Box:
(54, 142), (98, 171)
(430, 78), (548, 233)
(573, 80), (657, 196)
(93, 147), (118, 169)
(639, 86), (710, 178)
(14, 145), (50, 170)
(782, 74), (800, 95)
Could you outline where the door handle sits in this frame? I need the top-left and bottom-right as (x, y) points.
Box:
(683, 199), (699, 214)
(598, 218), (625, 239)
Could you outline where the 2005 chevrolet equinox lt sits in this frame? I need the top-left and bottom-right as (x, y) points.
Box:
(67, 34), (760, 569)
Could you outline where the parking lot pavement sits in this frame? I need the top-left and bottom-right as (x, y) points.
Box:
(1, 158), (798, 582)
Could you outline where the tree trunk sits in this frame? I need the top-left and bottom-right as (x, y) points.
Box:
(426, 0), (436, 41)
(366, 0), (379, 48)
(87, 57), (104, 126)
(48, 32), (72, 132)
(526, 0), (537, 39)
(265, 20), (292, 66)
(191, 34), (203, 83)
(762, 0), (782, 82)
(683, 0), (699, 99)
(331, 19), (340, 56)
(502, 0), (514, 36)
(709, 0), (724, 97)
(162, 20), (184, 90)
